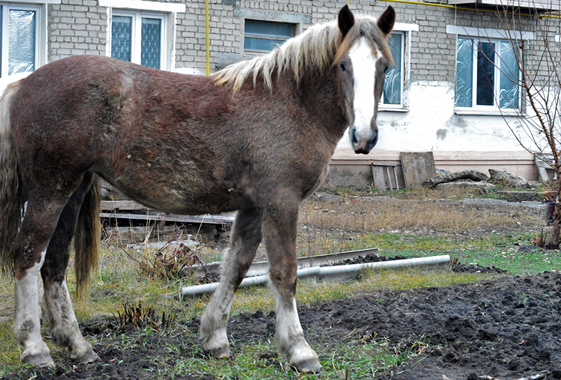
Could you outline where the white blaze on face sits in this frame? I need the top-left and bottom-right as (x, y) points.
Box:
(348, 37), (378, 140)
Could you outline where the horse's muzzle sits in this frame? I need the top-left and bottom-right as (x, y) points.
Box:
(351, 127), (378, 154)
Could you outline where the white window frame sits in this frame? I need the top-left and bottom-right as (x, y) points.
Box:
(111, 10), (166, 69)
(456, 37), (522, 115)
(0, 2), (53, 78)
(380, 31), (404, 110)
(447, 25), (534, 116)
(379, 23), (418, 112)
(100, 0), (185, 71)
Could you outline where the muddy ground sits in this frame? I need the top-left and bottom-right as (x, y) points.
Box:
(3, 198), (561, 380)
(3, 269), (560, 380)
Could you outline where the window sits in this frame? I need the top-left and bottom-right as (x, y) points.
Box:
(0, 4), (41, 78)
(244, 20), (295, 52)
(111, 11), (165, 69)
(382, 32), (404, 107)
(455, 36), (521, 111)
(101, 0), (184, 71)
(379, 23), (418, 111)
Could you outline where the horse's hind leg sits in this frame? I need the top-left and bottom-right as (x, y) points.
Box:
(12, 197), (71, 367)
(200, 207), (262, 358)
(40, 172), (98, 363)
(262, 204), (321, 373)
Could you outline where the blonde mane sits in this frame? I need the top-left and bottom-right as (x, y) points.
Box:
(213, 15), (390, 94)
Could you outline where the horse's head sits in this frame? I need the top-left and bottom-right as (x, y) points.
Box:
(336, 6), (395, 154)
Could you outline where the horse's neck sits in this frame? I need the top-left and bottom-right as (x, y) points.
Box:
(298, 68), (348, 144)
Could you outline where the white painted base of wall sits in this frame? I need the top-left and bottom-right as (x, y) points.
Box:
(327, 149), (536, 189)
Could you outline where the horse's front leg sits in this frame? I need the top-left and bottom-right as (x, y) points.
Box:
(200, 207), (262, 358)
(263, 204), (321, 373)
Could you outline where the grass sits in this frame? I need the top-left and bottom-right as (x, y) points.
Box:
(171, 336), (421, 379)
(0, 186), (554, 378)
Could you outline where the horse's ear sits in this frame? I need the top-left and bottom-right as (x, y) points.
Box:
(377, 6), (395, 36)
(338, 5), (355, 38)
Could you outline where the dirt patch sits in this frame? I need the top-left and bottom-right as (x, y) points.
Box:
(4, 270), (561, 380)
(298, 271), (561, 379)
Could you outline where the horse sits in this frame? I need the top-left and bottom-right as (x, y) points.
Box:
(0, 5), (394, 373)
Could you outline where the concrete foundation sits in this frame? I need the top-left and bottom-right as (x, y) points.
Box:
(325, 149), (537, 190)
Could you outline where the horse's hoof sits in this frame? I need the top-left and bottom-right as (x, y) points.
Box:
(22, 352), (55, 368)
(209, 346), (231, 359)
(74, 349), (99, 363)
(292, 359), (322, 374)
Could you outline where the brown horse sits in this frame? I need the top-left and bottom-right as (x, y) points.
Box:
(0, 5), (394, 373)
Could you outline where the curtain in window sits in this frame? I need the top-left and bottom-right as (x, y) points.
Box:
(112, 16), (132, 62)
(8, 9), (36, 75)
(499, 41), (520, 109)
(383, 33), (402, 105)
(455, 37), (473, 107)
(141, 18), (161, 69)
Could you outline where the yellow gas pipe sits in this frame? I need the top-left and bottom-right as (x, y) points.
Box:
(205, 0), (210, 75)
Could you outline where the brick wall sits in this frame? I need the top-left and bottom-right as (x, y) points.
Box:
(45, 0), (553, 86)
(48, 0), (107, 61)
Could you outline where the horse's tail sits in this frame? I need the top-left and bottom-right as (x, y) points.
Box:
(0, 79), (25, 277)
(74, 176), (101, 300)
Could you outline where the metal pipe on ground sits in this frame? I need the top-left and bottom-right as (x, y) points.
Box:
(187, 248), (379, 278)
(180, 255), (450, 298)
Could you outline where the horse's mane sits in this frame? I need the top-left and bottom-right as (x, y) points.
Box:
(213, 15), (391, 94)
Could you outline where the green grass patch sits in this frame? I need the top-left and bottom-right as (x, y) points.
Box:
(171, 337), (419, 379)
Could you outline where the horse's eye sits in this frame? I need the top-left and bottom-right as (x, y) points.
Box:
(340, 63), (347, 72)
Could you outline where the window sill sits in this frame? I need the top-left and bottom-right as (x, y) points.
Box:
(454, 108), (523, 117)
(379, 107), (409, 113)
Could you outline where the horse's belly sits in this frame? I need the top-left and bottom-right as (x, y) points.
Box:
(93, 161), (236, 215)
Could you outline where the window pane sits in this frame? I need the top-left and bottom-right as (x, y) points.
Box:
(112, 16), (132, 62)
(455, 37), (473, 107)
(476, 42), (495, 106)
(244, 20), (293, 51)
(141, 18), (161, 69)
(245, 20), (293, 39)
(383, 33), (402, 105)
(244, 37), (284, 51)
(499, 41), (520, 109)
(9, 9), (36, 76)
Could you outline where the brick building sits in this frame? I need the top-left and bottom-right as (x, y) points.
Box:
(2, 0), (560, 185)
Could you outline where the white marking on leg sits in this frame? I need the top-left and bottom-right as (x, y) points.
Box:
(349, 37), (378, 140)
(200, 245), (240, 354)
(13, 250), (53, 366)
(270, 284), (318, 366)
(44, 278), (97, 361)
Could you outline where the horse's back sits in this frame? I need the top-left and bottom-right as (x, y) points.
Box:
(10, 56), (236, 211)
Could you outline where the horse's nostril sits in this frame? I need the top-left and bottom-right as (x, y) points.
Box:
(352, 128), (359, 145)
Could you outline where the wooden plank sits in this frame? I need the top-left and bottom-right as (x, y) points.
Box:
(101, 200), (150, 211)
(100, 212), (235, 225)
(400, 152), (436, 188)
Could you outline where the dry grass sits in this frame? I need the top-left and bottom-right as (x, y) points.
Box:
(296, 195), (540, 257)
(301, 198), (533, 233)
